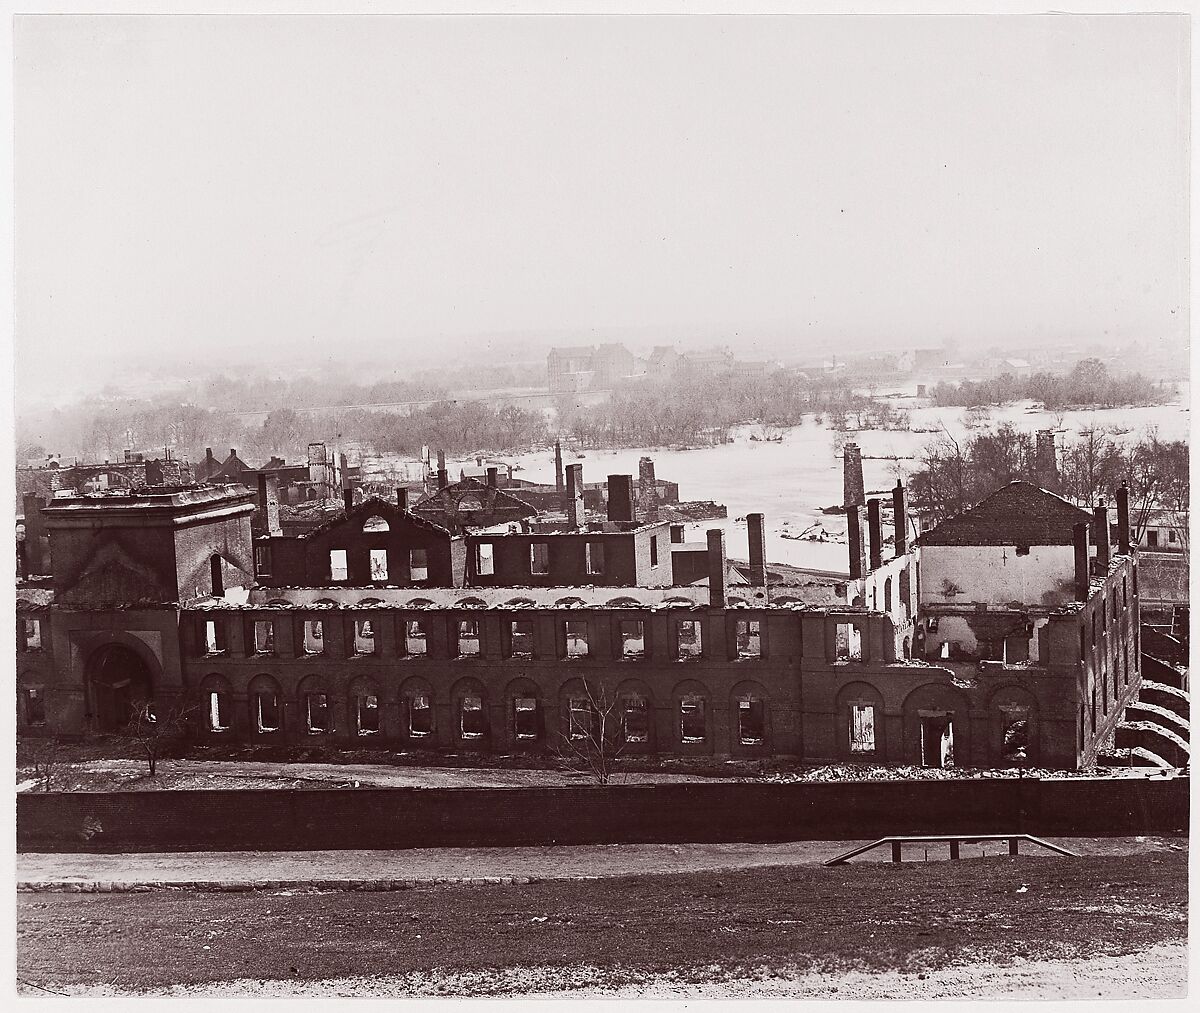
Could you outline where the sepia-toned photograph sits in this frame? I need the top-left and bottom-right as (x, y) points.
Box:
(9, 4), (1191, 1001)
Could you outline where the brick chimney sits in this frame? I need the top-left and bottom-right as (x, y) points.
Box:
(847, 504), (865, 580)
(891, 480), (908, 557)
(843, 442), (865, 509)
(396, 487), (409, 510)
(343, 486), (355, 515)
(747, 512), (767, 587)
(554, 441), (564, 493)
(1115, 483), (1131, 554)
(607, 474), (635, 523)
(1093, 502), (1110, 573)
(486, 467), (498, 489)
(867, 498), (883, 571)
(1073, 521), (1091, 602)
(565, 463), (584, 529)
(707, 528), (727, 608)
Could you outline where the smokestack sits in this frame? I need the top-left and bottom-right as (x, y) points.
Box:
(437, 468), (448, 490)
(1036, 430), (1059, 491)
(396, 487), (409, 510)
(436, 449), (446, 472)
(1073, 521), (1091, 602)
(205, 447), (214, 473)
(607, 474), (635, 523)
(847, 504), (865, 580)
(486, 467), (498, 489)
(565, 463), (584, 529)
(670, 524), (685, 544)
(747, 512), (767, 587)
(554, 441), (564, 493)
(1093, 502), (1110, 572)
(1115, 483), (1131, 554)
(843, 442), (865, 509)
(891, 480), (908, 557)
(343, 487), (354, 514)
(867, 498), (883, 572)
(707, 528), (727, 608)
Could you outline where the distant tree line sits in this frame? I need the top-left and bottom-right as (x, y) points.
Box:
(557, 367), (869, 448)
(930, 359), (1173, 410)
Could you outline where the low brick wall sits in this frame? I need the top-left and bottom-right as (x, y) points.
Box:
(16, 777), (1188, 853)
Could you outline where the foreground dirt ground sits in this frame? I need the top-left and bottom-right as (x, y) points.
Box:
(17, 850), (1188, 998)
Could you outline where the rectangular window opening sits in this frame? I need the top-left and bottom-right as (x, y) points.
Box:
(254, 620), (275, 655)
(354, 618), (376, 655)
(405, 620), (428, 656)
(509, 620), (534, 658)
(565, 620), (589, 658)
(256, 692), (280, 733)
(736, 619), (762, 658)
(514, 696), (540, 740)
(407, 694), (433, 736)
(460, 695), (486, 739)
(306, 692), (330, 734)
(676, 619), (703, 660)
(357, 694), (380, 735)
(620, 619), (645, 658)
(23, 687), (46, 726)
(23, 619), (42, 651)
(835, 622), (862, 661)
(369, 548), (389, 582)
(622, 695), (649, 743)
(203, 619), (225, 655)
(738, 698), (765, 745)
(650, 535), (658, 566)
(409, 548), (429, 582)
(850, 704), (876, 753)
(586, 541), (605, 576)
(329, 548), (349, 582)
(680, 696), (706, 743)
(530, 542), (550, 576)
(569, 697), (599, 741)
(208, 690), (231, 732)
(255, 544), (272, 575)
(457, 618), (481, 656)
(304, 618), (325, 654)
(476, 542), (495, 576)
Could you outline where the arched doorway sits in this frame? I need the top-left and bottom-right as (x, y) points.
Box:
(87, 644), (153, 732)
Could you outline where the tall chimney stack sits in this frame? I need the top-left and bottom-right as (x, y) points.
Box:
(565, 463), (584, 529)
(554, 441), (565, 493)
(747, 512), (767, 588)
(486, 467), (498, 489)
(607, 474), (635, 524)
(847, 504), (865, 580)
(1115, 483), (1131, 554)
(1073, 521), (1091, 602)
(343, 486), (355, 515)
(396, 487), (409, 510)
(707, 528), (727, 608)
(867, 498), (883, 572)
(843, 442), (865, 510)
(1093, 502), (1110, 572)
(891, 480), (908, 557)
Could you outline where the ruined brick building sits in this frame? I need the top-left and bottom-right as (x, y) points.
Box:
(15, 454), (1186, 771)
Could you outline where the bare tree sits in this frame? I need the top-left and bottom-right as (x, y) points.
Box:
(125, 700), (197, 777)
(553, 679), (628, 785)
(30, 734), (62, 792)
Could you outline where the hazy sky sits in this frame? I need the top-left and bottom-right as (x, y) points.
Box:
(13, 13), (1190, 400)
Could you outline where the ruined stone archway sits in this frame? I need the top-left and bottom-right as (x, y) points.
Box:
(85, 643), (154, 733)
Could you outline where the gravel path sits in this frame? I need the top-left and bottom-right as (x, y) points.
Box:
(18, 835), (1184, 885)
